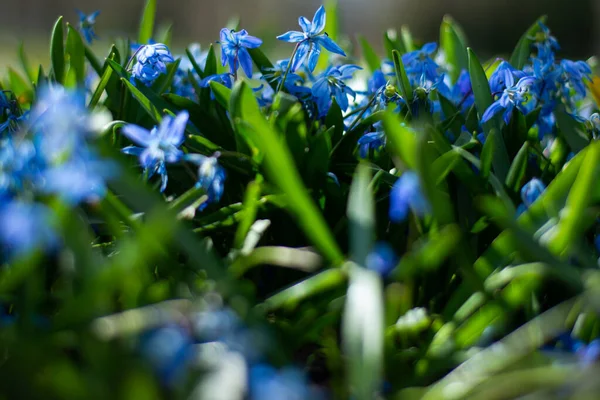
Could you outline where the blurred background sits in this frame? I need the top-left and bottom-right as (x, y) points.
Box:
(0, 0), (596, 65)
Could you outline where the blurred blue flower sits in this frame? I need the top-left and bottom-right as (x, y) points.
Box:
(76, 10), (100, 44)
(173, 43), (208, 99)
(0, 138), (40, 194)
(192, 308), (241, 342)
(366, 242), (398, 277)
(185, 153), (226, 210)
(577, 339), (600, 367)
(482, 76), (538, 124)
(450, 69), (474, 111)
(219, 28), (262, 77)
(534, 22), (560, 64)
(312, 64), (361, 117)
(521, 178), (546, 207)
(40, 153), (117, 204)
(389, 171), (431, 222)
(402, 43), (440, 86)
(277, 6), (346, 72)
(139, 324), (194, 386)
(0, 201), (58, 258)
(122, 111), (188, 192)
(249, 364), (313, 400)
(200, 73), (235, 90)
(357, 131), (386, 158)
(131, 43), (174, 87)
(559, 59), (592, 99)
(263, 60), (308, 97)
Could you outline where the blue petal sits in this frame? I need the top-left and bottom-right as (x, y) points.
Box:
(276, 31), (305, 43)
(122, 124), (153, 147)
(291, 42), (310, 72)
(421, 42), (437, 54)
(306, 44), (322, 72)
(239, 34), (262, 49)
(298, 16), (311, 33)
(314, 35), (346, 57)
(238, 48), (254, 77)
(481, 99), (505, 123)
(310, 6), (326, 35)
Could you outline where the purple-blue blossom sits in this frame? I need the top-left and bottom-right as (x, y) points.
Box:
(311, 64), (361, 117)
(521, 178), (546, 207)
(219, 28), (262, 77)
(131, 43), (174, 87)
(389, 171), (431, 222)
(482, 76), (538, 124)
(121, 111), (188, 192)
(277, 6), (346, 72)
(185, 153), (226, 210)
(366, 242), (398, 277)
(76, 10), (100, 44)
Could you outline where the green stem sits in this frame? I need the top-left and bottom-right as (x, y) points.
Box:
(276, 44), (299, 94)
(330, 95), (377, 156)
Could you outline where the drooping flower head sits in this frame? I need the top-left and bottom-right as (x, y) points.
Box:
(534, 22), (560, 64)
(311, 64), (362, 117)
(76, 10), (100, 44)
(489, 61), (527, 94)
(131, 43), (174, 87)
(402, 43), (442, 86)
(219, 28), (262, 77)
(184, 153), (226, 210)
(277, 6), (346, 72)
(389, 171), (431, 222)
(121, 111), (188, 192)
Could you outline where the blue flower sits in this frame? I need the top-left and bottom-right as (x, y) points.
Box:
(40, 152), (117, 204)
(76, 10), (100, 44)
(200, 73), (235, 90)
(450, 69), (474, 111)
(402, 43), (441, 86)
(139, 324), (194, 387)
(249, 364), (315, 400)
(577, 339), (600, 367)
(277, 6), (346, 72)
(173, 43), (208, 99)
(219, 28), (262, 77)
(121, 111), (188, 192)
(184, 154), (226, 210)
(131, 43), (174, 87)
(534, 22), (560, 63)
(366, 242), (398, 277)
(559, 60), (592, 99)
(389, 171), (431, 222)
(0, 201), (58, 259)
(521, 178), (546, 207)
(488, 61), (527, 94)
(311, 64), (361, 117)
(263, 59), (308, 95)
(482, 76), (538, 124)
(357, 130), (385, 158)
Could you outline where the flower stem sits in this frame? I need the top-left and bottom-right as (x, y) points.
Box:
(276, 44), (299, 94)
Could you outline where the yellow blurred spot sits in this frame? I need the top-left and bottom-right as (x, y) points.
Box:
(588, 76), (600, 106)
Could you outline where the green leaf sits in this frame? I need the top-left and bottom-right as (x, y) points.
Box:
(382, 109), (416, 169)
(66, 24), (85, 86)
(138, 0), (157, 45)
(548, 140), (600, 255)
(18, 42), (35, 83)
(230, 81), (344, 264)
(248, 47), (277, 91)
(468, 48), (509, 181)
(392, 50), (413, 105)
(233, 178), (263, 249)
(401, 25), (416, 52)
(156, 23), (173, 47)
(505, 142), (529, 193)
(8, 68), (33, 102)
(342, 266), (384, 400)
(384, 29), (406, 60)
(155, 58), (181, 94)
(555, 104), (589, 153)
(50, 16), (65, 84)
(209, 81), (233, 110)
(480, 129), (496, 180)
(440, 15), (469, 82)
(325, 97), (344, 145)
(358, 35), (380, 73)
(347, 164), (375, 265)
(509, 16), (547, 70)
(121, 77), (162, 122)
(305, 127), (333, 187)
(84, 45), (103, 76)
(88, 63), (113, 108)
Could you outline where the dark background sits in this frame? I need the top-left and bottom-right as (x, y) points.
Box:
(0, 0), (595, 64)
